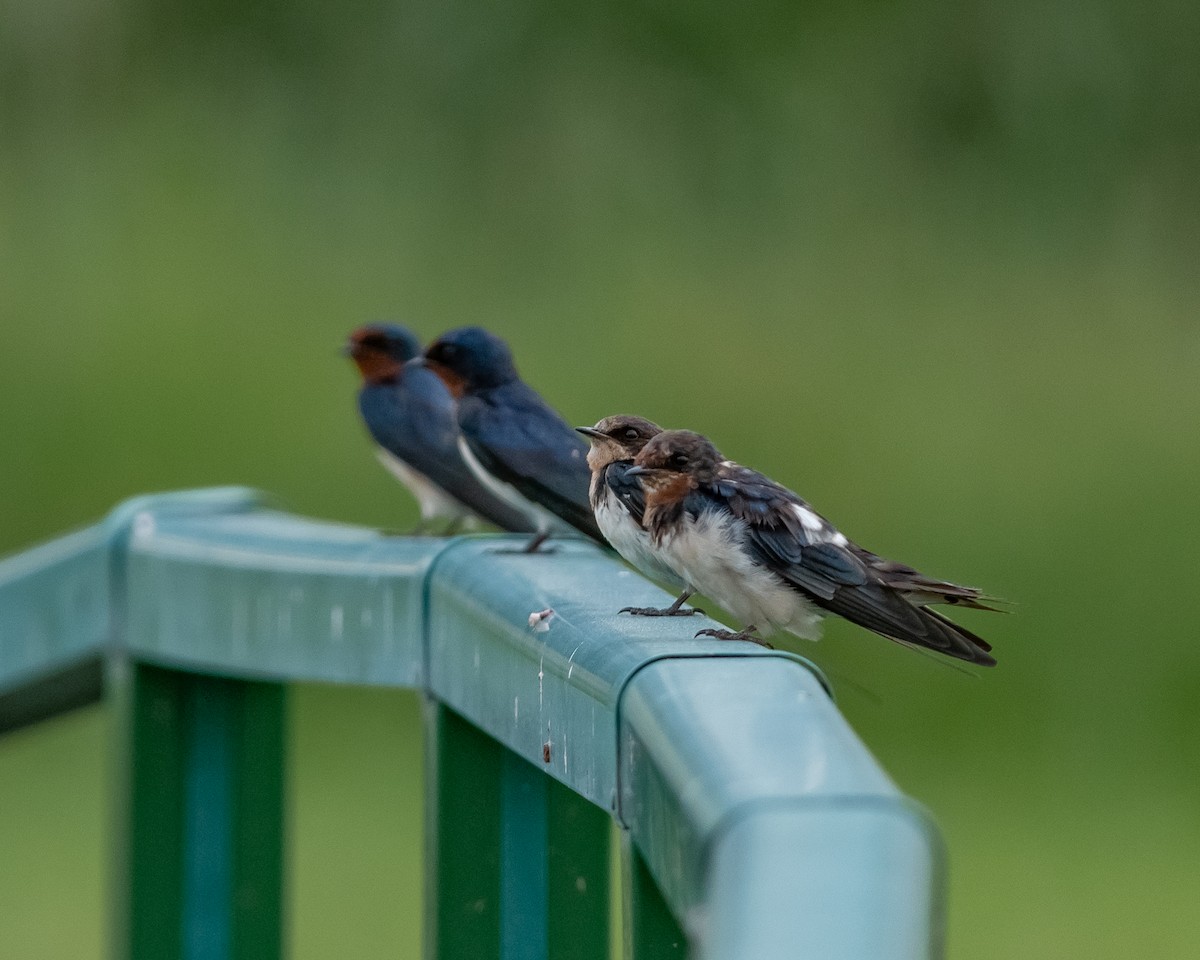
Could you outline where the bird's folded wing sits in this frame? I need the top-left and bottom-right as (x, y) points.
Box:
(603, 461), (648, 525)
(715, 467), (856, 599)
(461, 389), (602, 540)
(362, 377), (537, 532)
(716, 467), (995, 664)
(850, 549), (1000, 610)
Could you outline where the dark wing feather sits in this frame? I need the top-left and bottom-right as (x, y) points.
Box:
(358, 373), (537, 532)
(717, 467), (853, 600)
(814, 580), (995, 664)
(850, 548), (1003, 611)
(712, 463), (995, 666)
(603, 461), (647, 525)
(459, 382), (603, 542)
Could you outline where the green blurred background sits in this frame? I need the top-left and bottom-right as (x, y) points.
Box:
(2, 0), (1199, 956)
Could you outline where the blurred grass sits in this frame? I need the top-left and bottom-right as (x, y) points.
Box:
(0, 706), (106, 959)
(2, 0), (1200, 956)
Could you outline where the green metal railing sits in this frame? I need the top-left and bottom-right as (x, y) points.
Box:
(0, 488), (944, 960)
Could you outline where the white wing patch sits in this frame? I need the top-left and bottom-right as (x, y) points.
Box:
(790, 503), (849, 546)
(792, 504), (824, 533)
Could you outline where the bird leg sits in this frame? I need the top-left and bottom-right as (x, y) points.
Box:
(694, 625), (773, 648)
(522, 531), (551, 553)
(490, 530), (558, 554)
(620, 591), (704, 617)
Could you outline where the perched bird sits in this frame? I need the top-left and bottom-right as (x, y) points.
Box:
(346, 324), (536, 534)
(627, 430), (997, 665)
(419, 327), (604, 551)
(576, 415), (701, 616)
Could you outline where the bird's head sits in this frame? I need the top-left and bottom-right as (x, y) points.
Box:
(630, 430), (723, 493)
(575, 415), (662, 472)
(345, 324), (422, 384)
(421, 327), (518, 397)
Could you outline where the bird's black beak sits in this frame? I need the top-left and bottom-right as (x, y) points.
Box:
(407, 357), (429, 369)
(575, 427), (604, 440)
(624, 465), (647, 477)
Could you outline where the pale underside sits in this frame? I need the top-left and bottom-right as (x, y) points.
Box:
(593, 488), (686, 590)
(656, 508), (825, 639)
(375, 447), (480, 526)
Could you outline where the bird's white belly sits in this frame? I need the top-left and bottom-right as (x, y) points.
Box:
(376, 448), (468, 522)
(660, 511), (823, 639)
(595, 495), (685, 589)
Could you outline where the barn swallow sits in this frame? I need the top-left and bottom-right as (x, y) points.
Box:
(627, 430), (997, 665)
(419, 327), (604, 551)
(346, 324), (537, 534)
(576, 416), (701, 617)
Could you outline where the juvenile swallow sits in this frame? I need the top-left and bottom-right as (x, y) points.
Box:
(419, 327), (604, 551)
(576, 415), (700, 617)
(628, 430), (997, 665)
(346, 324), (537, 534)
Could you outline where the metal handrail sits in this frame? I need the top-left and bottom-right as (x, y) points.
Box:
(0, 488), (943, 959)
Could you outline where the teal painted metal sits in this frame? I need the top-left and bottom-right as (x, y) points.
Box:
(425, 538), (791, 813)
(0, 488), (439, 707)
(620, 658), (943, 958)
(109, 662), (187, 960)
(621, 831), (687, 959)
(424, 701), (505, 960)
(703, 802), (943, 960)
(123, 506), (438, 685)
(423, 702), (611, 960)
(0, 524), (110, 696)
(0, 488), (266, 730)
(1, 489), (946, 959)
(543, 773), (610, 960)
(108, 662), (285, 960)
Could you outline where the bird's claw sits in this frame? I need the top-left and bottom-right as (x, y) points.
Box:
(619, 605), (705, 617)
(693, 628), (773, 648)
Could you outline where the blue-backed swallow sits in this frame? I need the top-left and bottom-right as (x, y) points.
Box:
(346, 324), (537, 534)
(576, 416), (701, 617)
(419, 327), (604, 552)
(625, 430), (998, 665)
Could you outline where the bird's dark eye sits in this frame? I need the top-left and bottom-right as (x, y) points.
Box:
(669, 453), (689, 469)
(623, 428), (640, 441)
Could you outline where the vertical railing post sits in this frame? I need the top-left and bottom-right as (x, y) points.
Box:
(109, 662), (285, 960)
(544, 776), (609, 960)
(620, 832), (687, 959)
(423, 701), (503, 959)
(423, 701), (609, 960)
